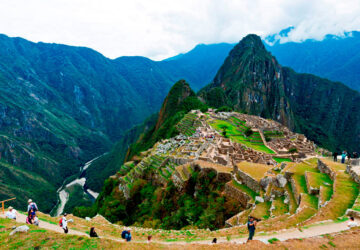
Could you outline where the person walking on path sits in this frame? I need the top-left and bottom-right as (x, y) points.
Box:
(247, 217), (257, 241)
(5, 206), (17, 220)
(333, 152), (338, 162)
(61, 213), (68, 234)
(341, 151), (347, 164)
(27, 199), (38, 213)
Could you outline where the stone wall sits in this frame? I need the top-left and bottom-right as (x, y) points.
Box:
(224, 182), (252, 208)
(305, 171), (320, 195)
(317, 159), (336, 181)
(346, 164), (360, 184)
(290, 177), (301, 205)
(236, 169), (261, 193)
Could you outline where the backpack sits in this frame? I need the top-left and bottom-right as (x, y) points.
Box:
(31, 203), (37, 212)
(121, 230), (128, 239)
(59, 218), (63, 227)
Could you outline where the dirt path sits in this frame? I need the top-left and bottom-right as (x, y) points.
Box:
(183, 218), (360, 245)
(2, 212), (359, 245)
(0, 212), (88, 237)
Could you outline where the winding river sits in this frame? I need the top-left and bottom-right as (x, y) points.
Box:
(53, 155), (103, 216)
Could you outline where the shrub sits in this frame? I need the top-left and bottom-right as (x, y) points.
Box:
(244, 127), (253, 137)
(288, 147), (298, 154)
(268, 238), (279, 244)
(215, 106), (233, 113)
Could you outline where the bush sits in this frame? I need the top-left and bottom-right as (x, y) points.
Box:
(244, 127), (254, 137)
(215, 106), (233, 113)
(288, 147), (298, 154)
(268, 238), (279, 244)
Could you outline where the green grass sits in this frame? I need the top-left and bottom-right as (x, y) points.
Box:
(209, 119), (275, 154)
(250, 201), (271, 220)
(268, 237), (280, 244)
(273, 157), (292, 163)
(272, 197), (289, 216)
(305, 171), (333, 189)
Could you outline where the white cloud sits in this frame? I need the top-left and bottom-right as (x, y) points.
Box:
(0, 0), (359, 60)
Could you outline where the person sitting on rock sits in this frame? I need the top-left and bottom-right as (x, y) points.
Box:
(28, 207), (36, 224)
(5, 206), (17, 220)
(121, 228), (132, 242)
(90, 227), (98, 237)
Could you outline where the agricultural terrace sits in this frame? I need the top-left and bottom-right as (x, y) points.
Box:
(209, 117), (275, 154)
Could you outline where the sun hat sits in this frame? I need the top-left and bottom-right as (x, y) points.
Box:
(28, 199), (32, 203)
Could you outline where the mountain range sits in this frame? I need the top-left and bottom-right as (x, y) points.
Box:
(1, 29), (360, 212)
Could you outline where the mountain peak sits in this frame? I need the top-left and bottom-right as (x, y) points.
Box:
(237, 34), (265, 50)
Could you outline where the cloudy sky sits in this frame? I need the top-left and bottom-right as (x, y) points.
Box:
(1, 0), (360, 60)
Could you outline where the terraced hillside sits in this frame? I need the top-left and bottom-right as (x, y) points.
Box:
(2, 109), (360, 247)
(71, 109), (360, 238)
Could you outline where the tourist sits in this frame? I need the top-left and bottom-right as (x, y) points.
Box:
(353, 152), (358, 159)
(26, 214), (33, 224)
(247, 217), (257, 241)
(341, 151), (347, 164)
(61, 213), (68, 234)
(348, 217), (358, 228)
(121, 228), (132, 242)
(333, 152), (338, 162)
(147, 235), (152, 243)
(347, 153), (351, 163)
(212, 238), (217, 244)
(28, 207), (36, 223)
(27, 199), (38, 213)
(90, 227), (98, 237)
(5, 206), (17, 220)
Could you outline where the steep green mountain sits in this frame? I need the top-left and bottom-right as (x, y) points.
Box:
(199, 35), (293, 127)
(0, 34), (175, 211)
(73, 81), (241, 230)
(200, 34), (360, 152)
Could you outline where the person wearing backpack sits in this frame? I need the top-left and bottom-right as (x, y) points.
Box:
(27, 199), (38, 213)
(121, 228), (131, 242)
(60, 213), (68, 234)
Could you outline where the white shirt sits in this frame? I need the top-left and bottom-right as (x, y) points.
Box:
(5, 209), (16, 219)
(348, 221), (358, 228)
(62, 217), (68, 229)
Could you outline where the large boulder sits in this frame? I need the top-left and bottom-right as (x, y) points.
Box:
(10, 225), (29, 236)
(274, 174), (287, 188)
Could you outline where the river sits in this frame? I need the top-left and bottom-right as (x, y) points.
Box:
(53, 155), (103, 216)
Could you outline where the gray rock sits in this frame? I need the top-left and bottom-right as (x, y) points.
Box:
(280, 162), (287, 170)
(260, 177), (272, 189)
(275, 174), (287, 188)
(10, 225), (29, 236)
